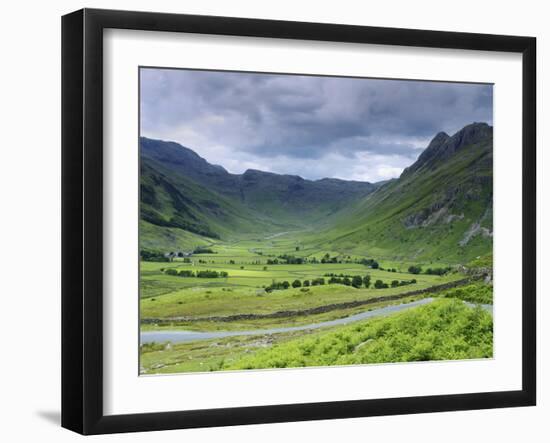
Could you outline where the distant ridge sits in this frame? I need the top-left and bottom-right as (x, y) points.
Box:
(140, 122), (493, 262)
(140, 137), (379, 225)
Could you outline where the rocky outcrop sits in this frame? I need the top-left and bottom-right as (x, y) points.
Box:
(402, 122), (492, 176)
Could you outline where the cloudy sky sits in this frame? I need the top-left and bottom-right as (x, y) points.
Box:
(140, 68), (492, 183)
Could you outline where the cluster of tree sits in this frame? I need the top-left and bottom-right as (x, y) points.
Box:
(196, 270), (228, 278)
(140, 248), (169, 262)
(321, 253), (338, 264)
(266, 255), (342, 265)
(163, 268), (228, 278)
(391, 279), (417, 287)
(265, 277), (326, 292)
(277, 254), (305, 264)
(374, 279), (389, 289)
(328, 274), (371, 288)
(193, 247), (215, 254)
(265, 281), (291, 292)
(425, 267), (451, 275)
(360, 258), (380, 269)
(407, 265), (451, 275)
(373, 278), (417, 289)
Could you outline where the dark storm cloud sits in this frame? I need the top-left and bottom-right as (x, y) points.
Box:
(140, 68), (492, 181)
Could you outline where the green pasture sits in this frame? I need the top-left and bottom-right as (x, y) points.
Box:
(141, 298), (492, 374)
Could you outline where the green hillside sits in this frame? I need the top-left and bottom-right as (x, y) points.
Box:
(140, 137), (378, 226)
(140, 123), (493, 263)
(140, 157), (280, 250)
(304, 123), (493, 263)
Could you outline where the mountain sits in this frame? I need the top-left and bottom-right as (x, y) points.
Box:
(140, 153), (285, 250)
(140, 122), (493, 262)
(306, 122), (493, 263)
(140, 137), (378, 225)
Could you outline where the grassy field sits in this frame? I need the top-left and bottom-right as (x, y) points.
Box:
(141, 298), (492, 374)
(139, 232), (492, 374)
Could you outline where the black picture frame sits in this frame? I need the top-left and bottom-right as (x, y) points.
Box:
(62, 8), (537, 435)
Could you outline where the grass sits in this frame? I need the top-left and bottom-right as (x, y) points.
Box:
(439, 282), (493, 304)
(138, 233), (492, 375)
(140, 298), (493, 374)
(141, 295), (429, 332)
(225, 298), (493, 370)
(140, 237), (461, 323)
(299, 138), (493, 263)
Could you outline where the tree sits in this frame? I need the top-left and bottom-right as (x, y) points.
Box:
(391, 280), (399, 287)
(282, 281), (290, 289)
(343, 277), (351, 286)
(303, 280), (310, 287)
(351, 276), (363, 288)
(374, 279), (385, 289)
(292, 279), (302, 288)
(363, 274), (371, 288)
(408, 265), (422, 274)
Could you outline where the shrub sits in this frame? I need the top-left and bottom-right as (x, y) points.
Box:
(425, 267), (451, 275)
(140, 248), (169, 262)
(178, 270), (194, 277)
(225, 299), (493, 370)
(278, 254), (305, 264)
(193, 247), (215, 254)
(363, 275), (371, 288)
(292, 279), (302, 288)
(374, 279), (389, 289)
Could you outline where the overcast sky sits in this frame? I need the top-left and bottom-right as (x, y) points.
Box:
(140, 68), (492, 183)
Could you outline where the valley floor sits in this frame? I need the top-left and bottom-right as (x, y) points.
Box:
(139, 232), (493, 374)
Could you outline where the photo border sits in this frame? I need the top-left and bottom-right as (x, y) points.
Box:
(62, 8), (536, 435)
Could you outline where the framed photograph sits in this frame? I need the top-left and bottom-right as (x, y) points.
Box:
(62, 8), (536, 435)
